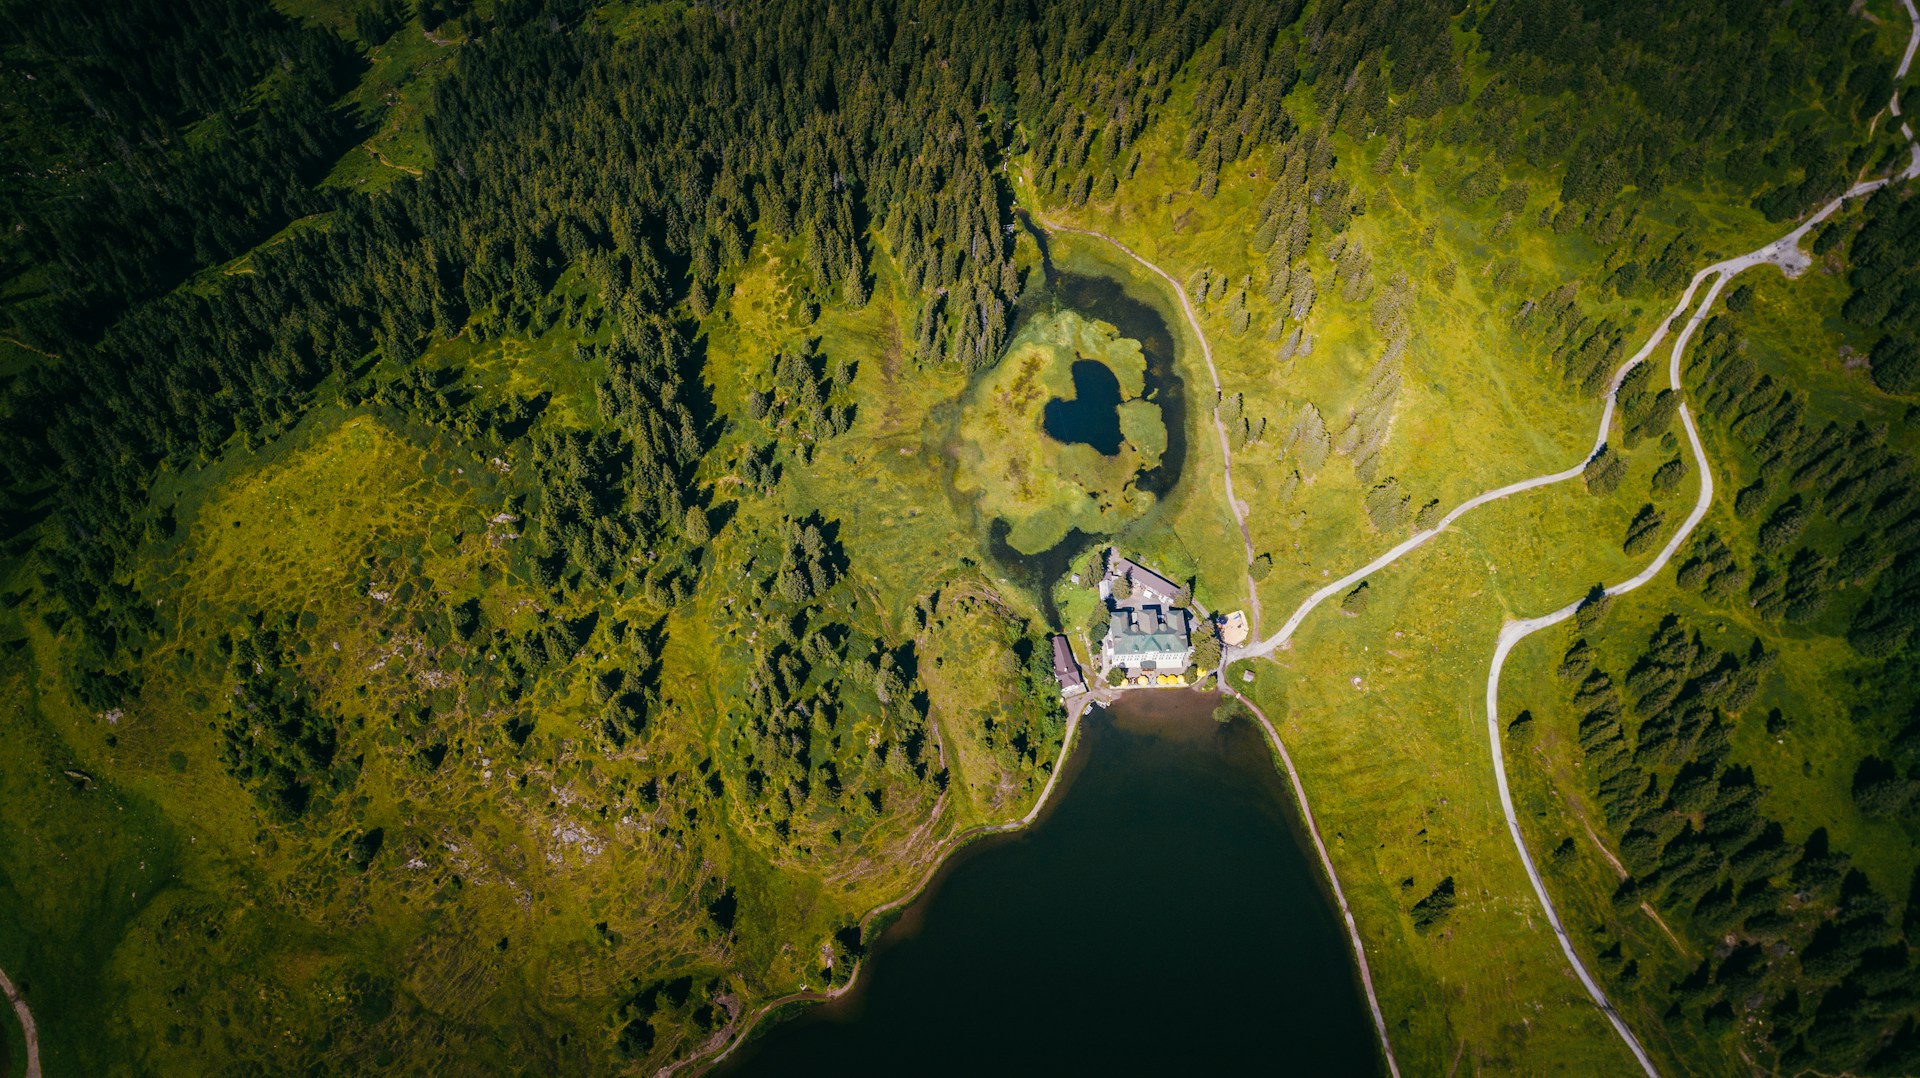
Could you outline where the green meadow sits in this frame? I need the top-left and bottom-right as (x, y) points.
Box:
(3, 0), (1917, 1073)
(1022, 20), (1920, 1070)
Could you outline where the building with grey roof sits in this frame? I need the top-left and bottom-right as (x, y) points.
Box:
(1102, 602), (1192, 675)
(1101, 552), (1183, 607)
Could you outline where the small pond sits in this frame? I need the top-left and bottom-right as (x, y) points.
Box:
(1042, 359), (1127, 455)
(978, 218), (1193, 626)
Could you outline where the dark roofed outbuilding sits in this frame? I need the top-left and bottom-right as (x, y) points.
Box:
(1051, 634), (1086, 697)
(1109, 553), (1182, 605)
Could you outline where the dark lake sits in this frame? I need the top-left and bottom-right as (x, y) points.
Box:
(723, 690), (1383, 1077)
(1042, 358), (1125, 455)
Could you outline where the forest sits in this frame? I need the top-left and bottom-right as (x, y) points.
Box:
(1, 0), (1917, 1072)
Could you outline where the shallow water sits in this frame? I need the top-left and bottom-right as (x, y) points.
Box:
(724, 691), (1383, 1077)
(1045, 264), (1187, 500)
(981, 223), (1193, 626)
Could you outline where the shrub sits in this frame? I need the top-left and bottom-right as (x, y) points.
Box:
(1650, 457), (1687, 495)
(1852, 757), (1920, 819)
(348, 827), (385, 870)
(1212, 697), (1254, 725)
(1507, 709), (1535, 747)
(1870, 335), (1920, 394)
(1757, 496), (1808, 553)
(1413, 497), (1443, 530)
(1190, 627), (1223, 671)
(353, 0), (408, 44)
(1575, 584), (1614, 630)
(1623, 503), (1665, 555)
(1411, 876), (1457, 932)
(1584, 444), (1627, 495)
(1341, 580), (1371, 615)
(1365, 477), (1410, 532)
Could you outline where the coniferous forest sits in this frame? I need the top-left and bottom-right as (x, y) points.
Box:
(2, 0), (1919, 1073)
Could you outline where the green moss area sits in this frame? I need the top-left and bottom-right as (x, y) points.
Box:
(953, 310), (1165, 554)
(316, 20), (457, 192)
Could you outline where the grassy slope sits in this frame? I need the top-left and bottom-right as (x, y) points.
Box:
(0, 656), (179, 1076)
(1023, 16), (1910, 1070)
(2, 5), (1910, 1076)
(267, 0), (464, 193)
(0, 2), (1052, 1045)
(4, 408), (589, 1074)
(1033, 180), (1643, 1068)
(318, 20), (457, 192)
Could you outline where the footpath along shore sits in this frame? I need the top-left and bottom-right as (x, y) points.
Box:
(668, 689), (1105, 1075)
(1, 963), (41, 1078)
(1219, 11), (1920, 1072)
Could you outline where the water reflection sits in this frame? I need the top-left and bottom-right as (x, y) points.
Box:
(724, 692), (1383, 1077)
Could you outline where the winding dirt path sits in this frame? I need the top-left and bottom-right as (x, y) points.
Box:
(1037, 219), (1266, 638)
(1480, 60), (1920, 1072)
(1898, 0), (1919, 83)
(1029, 131), (1919, 1075)
(0, 965), (41, 1078)
(1227, 689), (1402, 1077)
(1232, 249), (1764, 663)
(1223, 174), (1915, 1076)
(0, 336), (60, 362)
(1478, 292), (1723, 1076)
(1237, 107), (1918, 667)
(1889, 0), (1920, 144)
(1478, 169), (1912, 1078)
(1212, 19), (1920, 1072)
(1564, 806), (1694, 960)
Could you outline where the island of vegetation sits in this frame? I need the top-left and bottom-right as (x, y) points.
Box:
(954, 310), (1167, 554)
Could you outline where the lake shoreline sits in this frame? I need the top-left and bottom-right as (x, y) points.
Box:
(713, 688), (1386, 1077)
(677, 213), (1389, 1077)
(667, 692), (1097, 1077)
